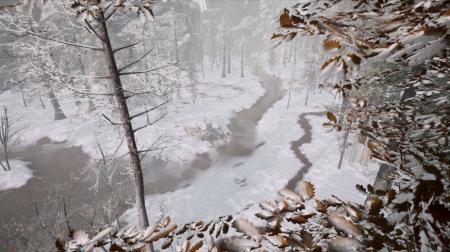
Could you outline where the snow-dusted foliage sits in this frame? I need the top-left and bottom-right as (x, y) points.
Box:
(56, 181), (355, 251)
(275, 0), (450, 250)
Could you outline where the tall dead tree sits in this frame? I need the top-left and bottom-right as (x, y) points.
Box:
(1, 2), (170, 251)
(227, 32), (231, 74)
(240, 43), (244, 78)
(221, 20), (227, 78)
(171, 9), (181, 97)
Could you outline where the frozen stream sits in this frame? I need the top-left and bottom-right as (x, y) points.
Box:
(0, 138), (106, 251)
(0, 70), (285, 250)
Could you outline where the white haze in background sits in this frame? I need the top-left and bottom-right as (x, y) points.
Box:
(195, 0), (207, 12)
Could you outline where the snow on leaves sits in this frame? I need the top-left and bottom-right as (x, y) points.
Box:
(274, 0), (449, 90)
(275, 0), (450, 250)
(57, 181), (376, 251)
(70, 0), (157, 20)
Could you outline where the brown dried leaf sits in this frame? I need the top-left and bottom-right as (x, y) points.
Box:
(327, 112), (338, 124)
(188, 240), (203, 252)
(328, 213), (363, 239)
(280, 9), (293, 27)
(265, 235), (289, 248)
(347, 53), (362, 65)
(161, 237), (173, 249)
(142, 223), (158, 240)
(314, 199), (327, 212)
(271, 33), (286, 40)
(148, 223), (177, 242)
(324, 39), (342, 51)
(260, 201), (278, 213)
(232, 219), (262, 241)
(295, 181), (315, 200)
(365, 196), (383, 215)
(287, 213), (315, 225)
(278, 188), (302, 202)
(277, 200), (289, 212)
(321, 56), (341, 70)
(255, 211), (275, 220)
(162, 216), (171, 227)
(329, 236), (363, 252)
(221, 238), (260, 251)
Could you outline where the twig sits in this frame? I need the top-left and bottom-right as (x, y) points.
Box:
(24, 30), (101, 51)
(137, 146), (167, 154)
(118, 48), (153, 72)
(84, 19), (104, 41)
(130, 100), (169, 120)
(101, 113), (124, 126)
(113, 41), (140, 54)
(71, 89), (115, 97)
(119, 63), (175, 76)
(62, 198), (72, 233)
(133, 113), (166, 133)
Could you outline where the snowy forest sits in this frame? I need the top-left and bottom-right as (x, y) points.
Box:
(0, 0), (448, 251)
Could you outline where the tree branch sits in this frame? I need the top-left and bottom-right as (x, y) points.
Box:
(113, 42), (140, 54)
(120, 63), (175, 76)
(101, 113), (124, 126)
(130, 100), (169, 120)
(24, 31), (101, 51)
(133, 113), (167, 133)
(137, 146), (167, 154)
(105, 8), (117, 21)
(105, 0), (128, 21)
(84, 19), (104, 41)
(118, 48), (153, 72)
(71, 89), (115, 97)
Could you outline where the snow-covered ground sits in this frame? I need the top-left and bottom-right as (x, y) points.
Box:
(0, 160), (33, 191)
(121, 61), (378, 226)
(0, 59), (377, 228)
(0, 68), (263, 170)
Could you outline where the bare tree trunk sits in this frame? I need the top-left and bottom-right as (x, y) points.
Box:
(349, 132), (359, 162)
(0, 106), (12, 171)
(21, 89), (27, 107)
(149, 21), (163, 91)
(227, 34), (231, 74)
(240, 44), (244, 78)
(39, 93), (46, 109)
(172, 14), (179, 64)
(337, 97), (349, 169)
(287, 81), (292, 109)
(360, 137), (370, 166)
(282, 43), (288, 66)
(96, 11), (153, 251)
(2, 146), (11, 171)
(48, 89), (66, 121)
(151, 21), (161, 62)
(293, 39), (297, 65)
(288, 42), (293, 63)
(305, 85), (310, 106)
(171, 11), (181, 98)
(337, 129), (349, 169)
(77, 55), (96, 112)
(221, 26), (226, 78)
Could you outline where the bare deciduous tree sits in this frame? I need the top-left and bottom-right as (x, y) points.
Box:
(0, 106), (16, 171)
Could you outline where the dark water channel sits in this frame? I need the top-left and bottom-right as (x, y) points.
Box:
(0, 138), (116, 251)
(0, 69), (285, 251)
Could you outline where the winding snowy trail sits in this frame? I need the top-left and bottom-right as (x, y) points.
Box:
(286, 111), (326, 189)
(122, 69), (288, 224)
